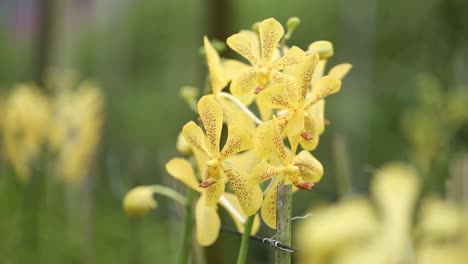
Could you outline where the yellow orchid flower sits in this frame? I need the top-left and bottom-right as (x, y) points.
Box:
(226, 18), (306, 105)
(166, 158), (261, 246)
(251, 117), (323, 228)
(182, 95), (262, 216)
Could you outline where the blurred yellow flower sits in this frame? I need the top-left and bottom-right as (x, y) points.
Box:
(296, 199), (380, 264)
(49, 81), (104, 184)
(3, 84), (51, 182)
(295, 162), (468, 264)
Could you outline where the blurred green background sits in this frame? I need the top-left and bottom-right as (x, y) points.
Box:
(0, 0), (467, 263)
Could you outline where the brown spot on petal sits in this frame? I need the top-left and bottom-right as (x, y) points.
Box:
(324, 119), (330, 126)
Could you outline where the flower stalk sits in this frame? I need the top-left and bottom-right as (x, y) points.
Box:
(236, 215), (255, 264)
(178, 188), (194, 264)
(275, 184), (292, 264)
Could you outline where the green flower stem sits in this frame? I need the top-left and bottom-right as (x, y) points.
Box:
(219, 92), (263, 125)
(178, 188), (194, 264)
(275, 184), (292, 264)
(150, 185), (187, 206)
(236, 215), (255, 264)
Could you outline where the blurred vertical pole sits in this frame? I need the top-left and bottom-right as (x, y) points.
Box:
(207, 0), (232, 41)
(35, 0), (57, 88)
(23, 0), (58, 258)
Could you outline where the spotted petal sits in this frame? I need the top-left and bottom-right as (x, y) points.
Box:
(230, 68), (257, 105)
(205, 179), (226, 206)
(253, 118), (287, 161)
(309, 99), (325, 135)
(182, 121), (210, 156)
(309, 76), (342, 104)
(218, 193), (261, 235)
(204, 36), (228, 94)
(261, 177), (283, 229)
(259, 18), (284, 65)
(300, 113), (320, 151)
(196, 194), (221, 246)
(165, 158), (201, 191)
(198, 96), (223, 156)
(271, 46), (306, 70)
(294, 53), (319, 102)
(257, 83), (294, 110)
(249, 160), (282, 185)
(221, 162), (262, 216)
(227, 33), (260, 65)
(220, 126), (253, 159)
(286, 109), (305, 139)
(239, 30), (261, 60)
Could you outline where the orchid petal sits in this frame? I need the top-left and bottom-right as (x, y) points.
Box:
(286, 109), (305, 139)
(328, 63), (352, 80)
(204, 36), (228, 94)
(221, 162), (262, 216)
(230, 68), (257, 105)
(271, 46), (306, 70)
(253, 118), (287, 161)
(257, 83), (294, 110)
(300, 114), (320, 151)
(222, 59), (249, 82)
(256, 98), (272, 122)
(182, 121), (210, 156)
(261, 177), (283, 229)
(310, 76), (342, 103)
(295, 53), (319, 101)
(220, 126), (253, 159)
(205, 179), (226, 206)
(196, 195), (221, 246)
(198, 96), (223, 156)
(165, 158), (201, 192)
(291, 150), (324, 183)
(259, 18), (284, 65)
(227, 33), (260, 65)
(250, 160), (282, 185)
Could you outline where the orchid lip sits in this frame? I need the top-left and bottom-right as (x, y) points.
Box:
(199, 180), (216, 188)
(301, 131), (313, 141)
(295, 181), (314, 190)
(254, 86), (265, 94)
